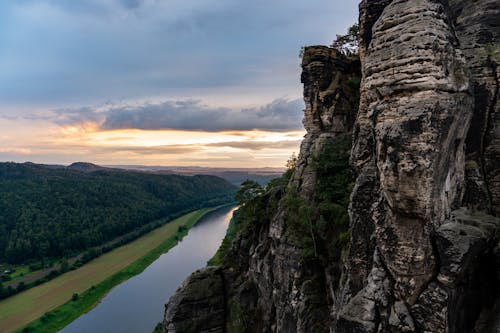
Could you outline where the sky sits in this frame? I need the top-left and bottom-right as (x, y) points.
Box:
(0, 0), (359, 167)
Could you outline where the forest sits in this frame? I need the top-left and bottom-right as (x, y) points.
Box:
(0, 162), (237, 264)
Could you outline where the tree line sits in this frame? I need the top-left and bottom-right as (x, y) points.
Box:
(0, 162), (236, 264)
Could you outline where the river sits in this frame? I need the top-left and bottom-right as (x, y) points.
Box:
(59, 205), (236, 333)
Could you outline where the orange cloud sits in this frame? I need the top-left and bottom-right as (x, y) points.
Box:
(0, 148), (32, 155)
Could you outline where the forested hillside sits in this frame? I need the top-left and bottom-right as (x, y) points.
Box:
(0, 162), (236, 264)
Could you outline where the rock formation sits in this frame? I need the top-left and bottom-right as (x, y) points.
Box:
(340, 1), (500, 332)
(164, 46), (361, 333)
(292, 46), (360, 199)
(163, 1), (500, 332)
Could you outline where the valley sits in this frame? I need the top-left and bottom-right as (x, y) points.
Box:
(0, 208), (216, 333)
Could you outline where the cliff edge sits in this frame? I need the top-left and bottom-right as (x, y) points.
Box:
(163, 1), (500, 332)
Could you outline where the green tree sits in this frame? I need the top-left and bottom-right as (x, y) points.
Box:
(267, 153), (298, 190)
(236, 180), (264, 205)
(484, 44), (500, 62)
(17, 281), (26, 292)
(152, 322), (164, 333)
(331, 23), (359, 55)
(0, 162), (237, 264)
(286, 152), (298, 170)
(284, 135), (353, 262)
(60, 259), (69, 273)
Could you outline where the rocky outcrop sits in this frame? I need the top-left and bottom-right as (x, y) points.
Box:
(292, 47), (360, 199)
(164, 47), (361, 333)
(448, 0), (500, 215)
(162, 1), (500, 332)
(352, 0), (472, 303)
(339, 0), (500, 332)
(347, 0), (473, 320)
(163, 267), (225, 333)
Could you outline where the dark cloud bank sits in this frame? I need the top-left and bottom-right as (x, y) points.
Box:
(55, 98), (304, 132)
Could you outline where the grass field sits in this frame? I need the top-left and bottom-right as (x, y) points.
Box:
(0, 208), (212, 333)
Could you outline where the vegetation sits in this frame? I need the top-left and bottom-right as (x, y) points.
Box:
(0, 209), (211, 333)
(224, 186), (285, 267)
(152, 322), (164, 333)
(206, 137), (353, 333)
(207, 212), (238, 266)
(0, 162), (236, 265)
(206, 172), (281, 186)
(212, 134), (353, 266)
(209, 161), (294, 267)
(331, 24), (359, 55)
(0, 210), (192, 300)
(235, 180), (264, 205)
(484, 43), (500, 63)
(285, 134), (353, 262)
(265, 153), (297, 190)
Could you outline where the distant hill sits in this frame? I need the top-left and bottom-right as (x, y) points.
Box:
(67, 162), (110, 172)
(0, 162), (237, 264)
(108, 165), (286, 186)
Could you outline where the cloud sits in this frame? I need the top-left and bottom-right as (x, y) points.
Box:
(0, 148), (31, 155)
(75, 140), (299, 155)
(0, 0), (355, 167)
(52, 98), (304, 132)
(206, 140), (301, 150)
(53, 107), (105, 125)
(120, 0), (143, 9)
(0, 0), (358, 106)
(93, 144), (203, 155)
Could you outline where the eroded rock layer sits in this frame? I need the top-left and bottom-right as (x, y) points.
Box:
(162, 1), (499, 332)
(164, 47), (361, 333)
(341, 0), (500, 332)
(292, 47), (360, 199)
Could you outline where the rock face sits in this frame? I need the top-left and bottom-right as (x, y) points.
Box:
(340, 1), (500, 332)
(163, 46), (361, 333)
(163, 1), (500, 332)
(292, 47), (360, 199)
(448, 0), (500, 216)
(164, 267), (225, 333)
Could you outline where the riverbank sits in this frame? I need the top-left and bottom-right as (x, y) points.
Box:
(1, 211), (187, 291)
(0, 208), (215, 333)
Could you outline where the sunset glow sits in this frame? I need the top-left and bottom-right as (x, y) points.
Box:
(0, 0), (358, 167)
(0, 114), (305, 167)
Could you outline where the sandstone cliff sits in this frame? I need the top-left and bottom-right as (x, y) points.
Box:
(163, 1), (500, 332)
(164, 46), (361, 333)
